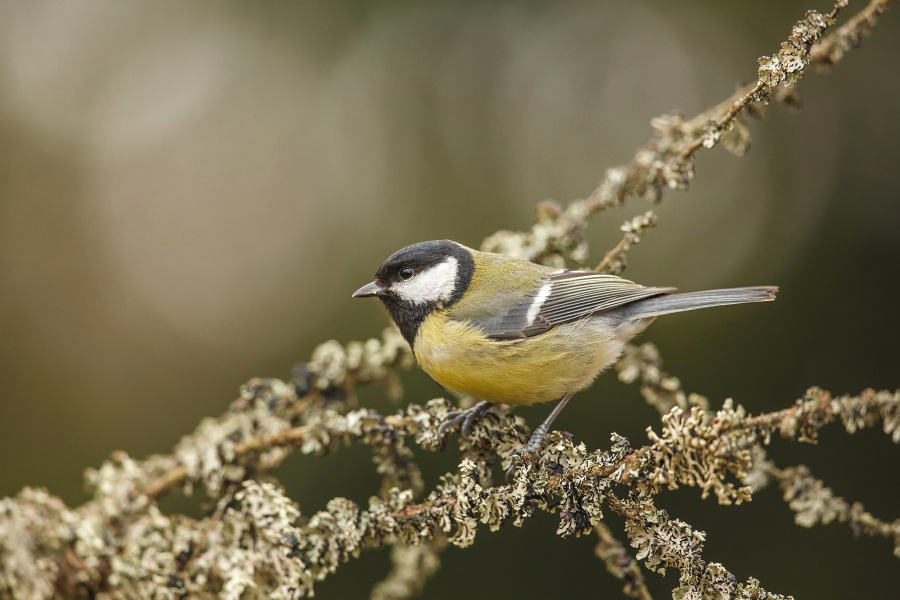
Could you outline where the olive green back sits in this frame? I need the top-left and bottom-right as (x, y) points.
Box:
(446, 248), (551, 322)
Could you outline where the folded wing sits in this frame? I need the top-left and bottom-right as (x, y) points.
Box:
(472, 270), (673, 340)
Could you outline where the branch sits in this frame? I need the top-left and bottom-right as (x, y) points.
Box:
(3, 385), (898, 598)
(771, 464), (900, 556)
(481, 0), (887, 268)
(594, 211), (658, 275)
(810, 0), (893, 67)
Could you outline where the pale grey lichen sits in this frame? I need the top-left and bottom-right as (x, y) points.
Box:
(774, 464), (900, 557)
(0, 488), (72, 600)
(720, 117), (753, 157)
(594, 211), (659, 275)
(757, 4), (847, 88)
(306, 327), (412, 398)
(474, 1), (872, 275)
(623, 503), (792, 600)
(481, 199), (589, 267)
(810, 0), (891, 69)
(1, 385), (898, 598)
(643, 402), (754, 505)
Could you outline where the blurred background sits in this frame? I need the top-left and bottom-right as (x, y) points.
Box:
(1, 0), (898, 597)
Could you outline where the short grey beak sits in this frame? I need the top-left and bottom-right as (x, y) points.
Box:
(352, 281), (386, 298)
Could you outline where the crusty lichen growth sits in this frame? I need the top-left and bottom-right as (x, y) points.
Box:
(0, 488), (71, 600)
(0, 2), (896, 599)
(2, 385), (898, 599)
(304, 326), (413, 399)
(757, 2), (848, 89)
(773, 465), (900, 557)
(810, 0), (892, 68)
(137, 327), (415, 500)
(484, 0), (887, 271)
(642, 402), (754, 505)
(594, 211), (658, 275)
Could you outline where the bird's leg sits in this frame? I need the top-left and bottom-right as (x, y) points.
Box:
(506, 393), (575, 479)
(437, 400), (493, 440)
(524, 392), (575, 454)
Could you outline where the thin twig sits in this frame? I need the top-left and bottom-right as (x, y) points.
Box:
(811, 0), (893, 67)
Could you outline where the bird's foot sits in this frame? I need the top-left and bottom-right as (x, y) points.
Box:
(504, 449), (534, 482)
(504, 392), (575, 481)
(504, 422), (553, 481)
(437, 400), (493, 441)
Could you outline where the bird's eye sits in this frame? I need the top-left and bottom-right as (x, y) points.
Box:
(399, 267), (414, 281)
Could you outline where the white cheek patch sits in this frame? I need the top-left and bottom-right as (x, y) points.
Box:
(391, 257), (459, 305)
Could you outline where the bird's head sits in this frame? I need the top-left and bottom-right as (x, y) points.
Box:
(352, 240), (474, 344)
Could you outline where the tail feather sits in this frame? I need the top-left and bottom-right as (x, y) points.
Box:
(622, 286), (778, 320)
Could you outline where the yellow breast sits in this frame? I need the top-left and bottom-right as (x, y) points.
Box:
(412, 311), (624, 406)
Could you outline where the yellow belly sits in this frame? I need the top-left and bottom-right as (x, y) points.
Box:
(412, 312), (626, 406)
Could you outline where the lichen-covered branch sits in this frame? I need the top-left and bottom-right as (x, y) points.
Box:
(594, 211), (658, 275)
(637, 388), (900, 504)
(0, 1), (895, 599)
(481, 0), (884, 268)
(2, 384), (898, 599)
(772, 464), (900, 557)
(141, 327), (414, 501)
(810, 0), (893, 67)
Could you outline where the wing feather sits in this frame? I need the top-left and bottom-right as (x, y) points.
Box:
(471, 270), (673, 340)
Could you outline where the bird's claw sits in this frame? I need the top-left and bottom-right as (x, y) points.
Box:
(504, 448), (537, 482)
(437, 400), (493, 441)
(504, 420), (558, 481)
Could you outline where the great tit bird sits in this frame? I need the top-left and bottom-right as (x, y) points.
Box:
(353, 240), (776, 457)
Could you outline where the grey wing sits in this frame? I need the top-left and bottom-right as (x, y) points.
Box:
(471, 270), (674, 341)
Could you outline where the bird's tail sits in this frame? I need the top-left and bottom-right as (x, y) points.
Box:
(622, 286), (778, 320)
